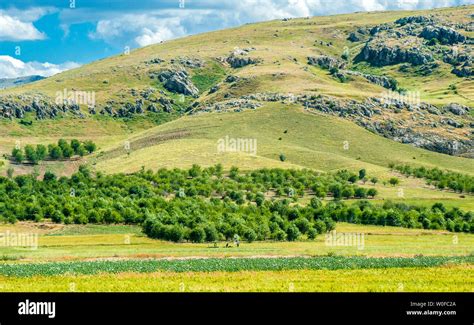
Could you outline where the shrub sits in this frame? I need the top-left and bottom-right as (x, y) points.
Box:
(243, 228), (257, 243)
(189, 227), (206, 243)
(307, 227), (318, 240)
(286, 224), (300, 241)
(294, 217), (311, 234)
(272, 229), (287, 241)
(389, 177), (400, 186)
(43, 171), (57, 182)
(71, 139), (81, 153)
(313, 220), (327, 234)
(166, 225), (185, 242)
(12, 148), (24, 163)
(204, 225), (219, 242)
(84, 141), (97, 154)
(367, 188), (378, 198)
(61, 144), (74, 159)
(49, 145), (63, 160)
(354, 187), (367, 198)
(36, 145), (48, 161)
(6, 167), (14, 179)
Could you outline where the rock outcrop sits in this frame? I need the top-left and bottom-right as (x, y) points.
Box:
(308, 56), (347, 70)
(359, 42), (433, 66)
(419, 25), (466, 44)
(157, 69), (199, 97)
(224, 48), (261, 68)
(348, 32), (360, 42)
(396, 16), (433, 26)
(444, 103), (470, 116)
(355, 16), (471, 79)
(0, 94), (86, 120)
(452, 61), (472, 78)
(346, 71), (397, 90)
(226, 55), (260, 68)
(191, 99), (262, 114)
(308, 56), (397, 89)
(359, 119), (471, 156)
(171, 57), (204, 68)
(158, 97), (174, 112)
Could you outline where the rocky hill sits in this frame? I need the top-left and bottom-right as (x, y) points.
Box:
(0, 5), (472, 157)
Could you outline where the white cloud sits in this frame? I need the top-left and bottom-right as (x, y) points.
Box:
(0, 55), (80, 78)
(228, 0), (473, 19)
(2, 7), (56, 22)
(86, 0), (473, 48)
(0, 13), (45, 41)
(90, 14), (186, 47)
(0, 7), (56, 41)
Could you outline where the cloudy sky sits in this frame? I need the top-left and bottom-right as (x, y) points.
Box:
(0, 0), (472, 78)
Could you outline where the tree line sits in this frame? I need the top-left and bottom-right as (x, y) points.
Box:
(0, 165), (471, 243)
(392, 164), (474, 194)
(10, 139), (97, 164)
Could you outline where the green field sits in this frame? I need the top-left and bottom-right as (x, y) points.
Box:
(0, 222), (472, 292)
(1, 223), (473, 262)
(2, 266), (472, 292)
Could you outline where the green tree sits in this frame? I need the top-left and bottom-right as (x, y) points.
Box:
(43, 171), (57, 182)
(36, 144), (48, 161)
(76, 145), (87, 157)
(367, 188), (378, 198)
(342, 187), (355, 199)
(188, 164), (202, 178)
(70, 139), (81, 154)
(348, 174), (358, 183)
(204, 224), (219, 242)
(286, 224), (300, 241)
(49, 145), (63, 160)
(307, 227), (318, 240)
(12, 148), (24, 163)
(389, 177), (400, 186)
(243, 228), (257, 243)
(24, 145), (38, 164)
(58, 139), (68, 150)
(62, 144), (74, 158)
(83, 140), (97, 154)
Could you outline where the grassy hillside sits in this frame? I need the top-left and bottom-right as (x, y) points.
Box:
(0, 6), (471, 213)
(2, 6), (472, 106)
(0, 6), (472, 169)
(94, 104), (473, 175)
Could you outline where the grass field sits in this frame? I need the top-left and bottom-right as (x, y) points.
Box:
(1, 265), (472, 292)
(0, 222), (473, 292)
(1, 223), (473, 262)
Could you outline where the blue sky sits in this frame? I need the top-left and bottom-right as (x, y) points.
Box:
(0, 0), (472, 78)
